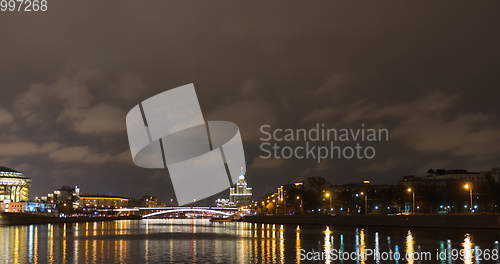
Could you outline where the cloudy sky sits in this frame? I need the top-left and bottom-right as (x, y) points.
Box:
(1, 2), (500, 200)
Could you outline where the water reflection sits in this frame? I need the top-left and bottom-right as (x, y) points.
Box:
(296, 225), (301, 264)
(339, 234), (345, 264)
(447, 239), (453, 264)
(463, 234), (473, 264)
(324, 226), (332, 264)
(406, 231), (415, 264)
(438, 241), (446, 264)
(359, 229), (366, 264)
(279, 225), (285, 264)
(0, 219), (498, 263)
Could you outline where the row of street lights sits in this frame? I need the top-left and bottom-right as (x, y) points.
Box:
(322, 183), (475, 215)
(407, 183), (474, 213)
(256, 182), (475, 215)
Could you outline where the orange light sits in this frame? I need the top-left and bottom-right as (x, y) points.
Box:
(80, 196), (129, 201)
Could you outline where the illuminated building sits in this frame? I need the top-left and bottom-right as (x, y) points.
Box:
(79, 195), (129, 209)
(429, 169), (489, 185)
(215, 198), (235, 208)
(0, 167), (30, 202)
(1, 201), (55, 213)
(138, 195), (166, 207)
(229, 168), (252, 206)
(38, 186), (80, 209)
(401, 168), (500, 187)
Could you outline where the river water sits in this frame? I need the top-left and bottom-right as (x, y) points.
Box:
(0, 219), (499, 263)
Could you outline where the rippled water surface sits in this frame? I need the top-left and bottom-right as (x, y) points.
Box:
(0, 219), (499, 263)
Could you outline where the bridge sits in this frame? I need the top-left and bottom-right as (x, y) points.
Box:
(97, 207), (239, 219)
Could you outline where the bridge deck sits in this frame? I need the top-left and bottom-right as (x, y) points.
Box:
(98, 207), (238, 212)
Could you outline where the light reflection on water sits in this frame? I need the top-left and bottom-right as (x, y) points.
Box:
(406, 231), (414, 264)
(0, 219), (498, 263)
(463, 234), (473, 264)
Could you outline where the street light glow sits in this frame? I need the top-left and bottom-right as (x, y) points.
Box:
(407, 187), (415, 214)
(463, 183), (473, 213)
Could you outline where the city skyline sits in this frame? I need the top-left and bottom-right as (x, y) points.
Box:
(3, 2), (500, 264)
(1, 2), (500, 201)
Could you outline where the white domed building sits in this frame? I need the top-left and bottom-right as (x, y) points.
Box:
(0, 167), (31, 202)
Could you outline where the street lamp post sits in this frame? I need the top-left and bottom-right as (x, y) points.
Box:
(283, 190), (286, 215)
(272, 199), (277, 215)
(324, 192), (332, 212)
(296, 195), (303, 215)
(464, 183), (473, 213)
(407, 187), (415, 214)
(360, 192), (368, 216)
(278, 186), (285, 215)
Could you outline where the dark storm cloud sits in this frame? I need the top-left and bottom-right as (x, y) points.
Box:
(1, 1), (500, 200)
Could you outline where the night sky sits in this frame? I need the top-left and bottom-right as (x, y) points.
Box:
(1, 2), (500, 201)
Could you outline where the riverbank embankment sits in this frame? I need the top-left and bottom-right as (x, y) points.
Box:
(0, 212), (139, 225)
(242, 214), (500, 229)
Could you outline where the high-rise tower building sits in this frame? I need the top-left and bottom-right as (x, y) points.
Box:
(229, 168), (252, 206)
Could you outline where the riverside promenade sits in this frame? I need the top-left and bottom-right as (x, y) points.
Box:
(242, 214), (500, 229)
(0, 212), (139, 225)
